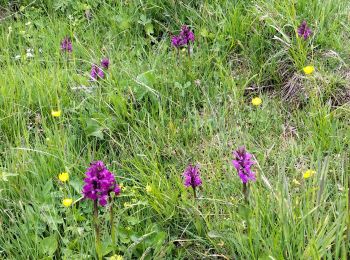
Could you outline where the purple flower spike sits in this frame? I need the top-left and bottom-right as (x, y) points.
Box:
(82, 161), (120, 206)
(97, 68), (104, 78)
(171, 25), (195, 49)
(171, 35), (183, 48)
(90, 65), (98, 80)
(297, 21), (312, 40)
(90, 64), (104, 80)
(60, 37), (72, 52)
(180, 25), (195, 44)
(101, 58), (109, 69)
(183, 164), (202, 189)
(232, 147), (256, 183)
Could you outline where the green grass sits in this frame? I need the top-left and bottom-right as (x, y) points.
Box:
(0, 0), (349, 259)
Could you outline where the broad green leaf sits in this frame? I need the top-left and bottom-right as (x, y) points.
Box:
(145, 23), (154, 35)
(116, 15), (132, 30)
(69, 179), (83, 194)
(126, 216), (140, 226)
(40, 235), (58, 256)
(136, 70), (156, 86)
(85, 119), (104, 140)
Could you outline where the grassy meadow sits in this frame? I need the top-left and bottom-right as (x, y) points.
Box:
(0, 0), (349, 259)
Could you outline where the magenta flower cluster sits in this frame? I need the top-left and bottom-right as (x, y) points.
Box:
(90, 65), (104, 80)
(60, 37), (72, 52)
(297, 21), (312, 40)
(59, 38), (110, 81)
(183, 164), (202, 189)
(90, 58), (109, 80)
(82, 161), (120, 206)
(232, 147), (256, 184)
(101, 58), (109, 69)
(171, 25), (195, 48)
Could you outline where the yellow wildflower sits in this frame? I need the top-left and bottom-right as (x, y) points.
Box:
(303, 169), (316, 179)
(51, 110), (61, 117)
(303, 66), (315, 75)
(146, 184), (152, 194)
(109, 255), (123, 260)
(62, 198), (73, 207)
(251, 97), (262, 106)
(58, 172), (69, 182)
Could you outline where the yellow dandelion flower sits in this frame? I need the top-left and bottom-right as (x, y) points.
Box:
(251, 97), (262, 106)
(303, 169), (316, 179)
(303, 66), (315, 75)
(58, 172), (69, 182)
(62, 198), (73, 207)
(146, 184), (152, 194)
(109, 255), (123, 260)
(51, 110), (61, 117)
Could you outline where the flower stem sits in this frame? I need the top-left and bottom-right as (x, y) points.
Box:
(193, 187), (197, 200)
(109, 197), (115, 254)
(243, 183), (249, 204)
(93, 200), (102, 260)
(177, 49), (180, 64)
